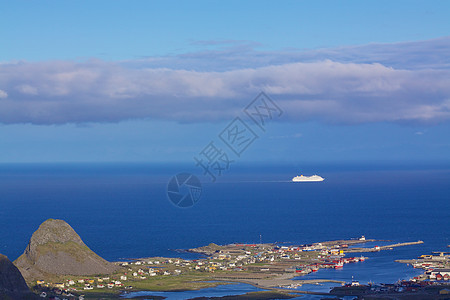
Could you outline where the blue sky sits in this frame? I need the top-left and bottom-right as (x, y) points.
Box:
(1, 0), (450, 163)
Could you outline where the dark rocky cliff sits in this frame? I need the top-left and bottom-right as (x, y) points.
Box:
(0, 254), (35, 299)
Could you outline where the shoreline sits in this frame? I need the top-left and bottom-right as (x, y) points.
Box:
(30, 237), (438, 299)
(210, 277), (342, 296)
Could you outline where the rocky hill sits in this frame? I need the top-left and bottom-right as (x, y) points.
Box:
(14, 219), (120, 282)
(0, 254), (35, 299)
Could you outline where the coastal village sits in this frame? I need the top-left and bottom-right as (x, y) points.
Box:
(30, 236), (449, 299)
(32, 236), (373, 298)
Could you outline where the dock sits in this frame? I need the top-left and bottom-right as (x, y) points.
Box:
(380, 240), (424, 249)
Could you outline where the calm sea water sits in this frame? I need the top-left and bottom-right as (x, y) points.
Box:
(0, 162), (449, 296)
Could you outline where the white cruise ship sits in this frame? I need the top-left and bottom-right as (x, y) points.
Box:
(292, 175), (324, 182)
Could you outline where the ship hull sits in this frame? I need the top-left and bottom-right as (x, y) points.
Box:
(292, 175), (324, 182)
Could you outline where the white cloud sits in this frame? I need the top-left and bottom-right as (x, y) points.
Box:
(0, 89), (7, 99)
(0, 38), (449, 125)
(16, 84), (38, 95)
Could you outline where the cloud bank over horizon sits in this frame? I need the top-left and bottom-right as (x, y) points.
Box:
(1, 37), (449, 125)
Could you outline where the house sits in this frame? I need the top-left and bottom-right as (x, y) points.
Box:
(430, 269), (450, 279)
(440, 289), (450, 295)
(330, 249), (340, 255)
(120, 275), (127, 281)
(437, 269), (450, 276)
(37, 280), (45, 285)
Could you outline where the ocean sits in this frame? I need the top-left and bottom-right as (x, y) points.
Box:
(0, 162), (449, 297)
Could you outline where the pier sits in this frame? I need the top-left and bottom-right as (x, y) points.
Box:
(380, 240), (424, 249)
(345, 240), (423, 253)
